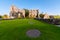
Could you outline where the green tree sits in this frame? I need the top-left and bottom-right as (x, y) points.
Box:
(0, 15), (2, 18)
(24, 9), (29, 18)
(39, 12), (44, 18)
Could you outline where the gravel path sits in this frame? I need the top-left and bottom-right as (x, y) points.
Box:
(56, 25), (60, 27)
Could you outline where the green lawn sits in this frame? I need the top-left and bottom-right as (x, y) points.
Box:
(0, 19), (60, 40)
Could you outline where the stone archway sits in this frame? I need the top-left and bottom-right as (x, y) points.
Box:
(18, 12), (24, 18)
(20, 13), (24, 18)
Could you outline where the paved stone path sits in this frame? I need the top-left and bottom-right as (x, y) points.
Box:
(26, 29), (41, 38)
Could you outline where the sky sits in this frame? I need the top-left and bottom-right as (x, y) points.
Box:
(0, 0), (60, 15)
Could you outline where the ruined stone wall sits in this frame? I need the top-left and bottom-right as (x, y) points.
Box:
(10, 5), (25, 18)
(20, 9), (25, 18)
(29, 10), (39, 18)
(10, 5), (39, 18)
(43, 14), (50, 19)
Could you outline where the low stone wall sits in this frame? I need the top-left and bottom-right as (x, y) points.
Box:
(0, 18), (14, 20)
(34, 18), (60, 25)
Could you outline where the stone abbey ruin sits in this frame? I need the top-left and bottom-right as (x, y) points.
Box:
(10, 5), (39, 18)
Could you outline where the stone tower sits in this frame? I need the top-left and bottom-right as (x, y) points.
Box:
(10, 5), (25, 18)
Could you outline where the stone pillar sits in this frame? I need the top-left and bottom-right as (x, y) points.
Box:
(21, 9), (25, 18)
(18, 13), (21, 18)
(29, 10), (32, 18)
(10, 12), (12, 17)
(36, 10), (39, 18)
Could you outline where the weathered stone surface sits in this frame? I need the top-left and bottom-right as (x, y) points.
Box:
(29, 10), (39, 18)
(10, 5), (25, 18)
(10, 5), (39, 18)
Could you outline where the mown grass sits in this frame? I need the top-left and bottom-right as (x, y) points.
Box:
(0, 19), (60, 40)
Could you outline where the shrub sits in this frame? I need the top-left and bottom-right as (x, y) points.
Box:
(24, 9), (29, 18)
(39, 14), (44, 18)
(3, 14), (9, 19)
(0, 15), (2, 18)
